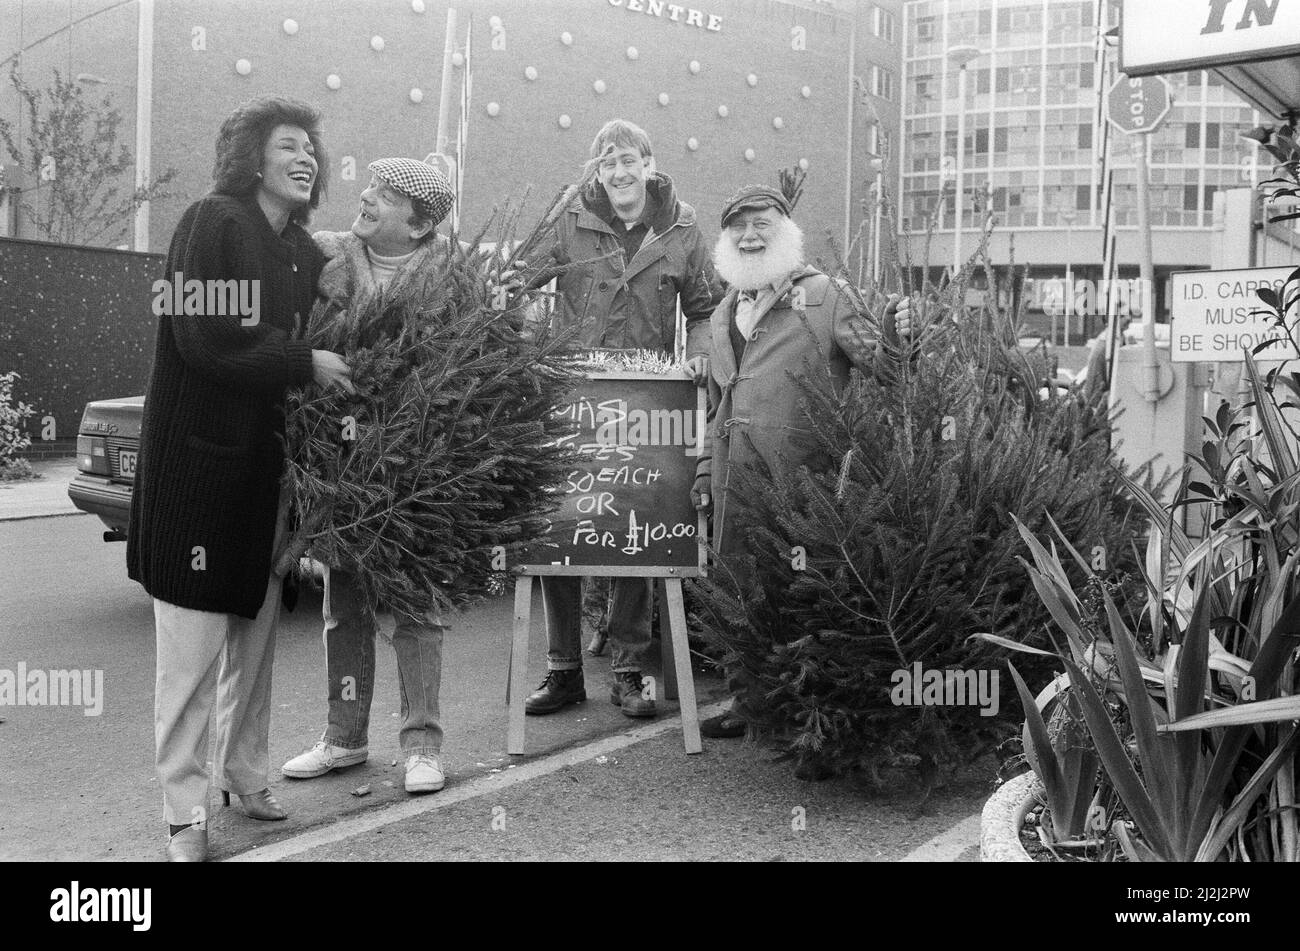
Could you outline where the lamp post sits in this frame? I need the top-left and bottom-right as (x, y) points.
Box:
(948, 44), (981, 276)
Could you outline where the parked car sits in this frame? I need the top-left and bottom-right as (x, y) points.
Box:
(68, 396), (143, 541)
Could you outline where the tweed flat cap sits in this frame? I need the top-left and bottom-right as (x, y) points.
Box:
(720, 184), (791, 227)
(368, 157), (455, 225)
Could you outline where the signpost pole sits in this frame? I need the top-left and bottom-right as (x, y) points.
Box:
(1134, 131), (1160, 401)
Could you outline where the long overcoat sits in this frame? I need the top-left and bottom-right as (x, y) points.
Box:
(127, 194), (323, 619)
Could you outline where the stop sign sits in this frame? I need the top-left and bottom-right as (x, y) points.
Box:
(1107, 75), (1172, 135)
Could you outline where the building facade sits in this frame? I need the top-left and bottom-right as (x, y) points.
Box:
(897, 0), (1276, 339)
(0, 0), (903, 269)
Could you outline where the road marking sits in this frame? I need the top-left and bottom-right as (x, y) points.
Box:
(226, 700), (730, 862)
(897, 813), (982, 862)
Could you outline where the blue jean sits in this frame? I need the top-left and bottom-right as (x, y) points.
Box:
(321, 569), (444, 756)
(540, 576), (651, 674)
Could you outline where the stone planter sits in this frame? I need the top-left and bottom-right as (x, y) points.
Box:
(979, 771), (1040, 862)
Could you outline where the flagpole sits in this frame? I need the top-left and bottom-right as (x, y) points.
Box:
(435, 7), (457, 159)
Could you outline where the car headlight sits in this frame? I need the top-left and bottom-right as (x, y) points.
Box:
(76, 435), (110, 475)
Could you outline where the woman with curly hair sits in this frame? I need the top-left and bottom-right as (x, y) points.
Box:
(127, 96), (353, 861)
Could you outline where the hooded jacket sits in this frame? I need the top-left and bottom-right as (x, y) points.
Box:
(537, 172), (721, 354)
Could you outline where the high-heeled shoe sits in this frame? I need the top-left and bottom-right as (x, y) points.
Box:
(221, 788), (288, 821)
(166, 826), (208, 862)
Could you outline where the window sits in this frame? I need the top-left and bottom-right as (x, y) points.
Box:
(1185, 124), (1200, 149)
(872, 65), (894, 101)
(1076, 184), (1090, 211)
(994, 127), (1009, 152)
(872, 5), (895, 42)
(1205, 123), (1220, 149)
(1184, 184), (1198, 211)
(1078, 124), (1092, 149)
(916, 17), (935, 41)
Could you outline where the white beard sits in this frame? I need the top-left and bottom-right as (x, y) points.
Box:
(713, 216), (805, 292)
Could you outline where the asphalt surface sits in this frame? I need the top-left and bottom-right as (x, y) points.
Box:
(0, 513), (987, 862)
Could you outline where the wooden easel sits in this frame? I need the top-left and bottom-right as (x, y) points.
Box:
(505, 571), (702, 755)
(505, 373), (707, 756)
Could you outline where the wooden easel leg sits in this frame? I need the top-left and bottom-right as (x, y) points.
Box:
(658, 579), (678, 701)
(507, 575), (533, 756)
(663, 578), (701, 754)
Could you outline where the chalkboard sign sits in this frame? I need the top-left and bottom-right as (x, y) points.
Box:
(517, 371), (707, 576)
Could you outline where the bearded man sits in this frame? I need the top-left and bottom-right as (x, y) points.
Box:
(688, 184), (911, 746)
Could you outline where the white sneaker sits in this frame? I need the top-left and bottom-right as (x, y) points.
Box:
(281, 740), (368, 778)
(404, 754), (446, 794)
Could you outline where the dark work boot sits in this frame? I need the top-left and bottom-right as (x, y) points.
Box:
(610, 671), (657, 718)
(525, 668), (586, 715)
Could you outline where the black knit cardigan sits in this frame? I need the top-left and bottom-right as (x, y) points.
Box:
(126, 193), (324, 619)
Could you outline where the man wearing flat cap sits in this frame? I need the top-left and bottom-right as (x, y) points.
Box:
(281, 156), (457, 795)
(690, 184), (911, 744)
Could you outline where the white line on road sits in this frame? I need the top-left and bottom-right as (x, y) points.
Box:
(897, 813), (982, 862)
(226, 700), (730, 862)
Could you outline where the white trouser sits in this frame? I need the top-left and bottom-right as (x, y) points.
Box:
(153, 496), (287, 827)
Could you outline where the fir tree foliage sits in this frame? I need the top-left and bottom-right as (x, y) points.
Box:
(691, 264), (1149, 787)
(281, 211), (584, 622)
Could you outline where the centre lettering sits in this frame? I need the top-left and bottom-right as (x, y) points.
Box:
(605, 0), (724, 32)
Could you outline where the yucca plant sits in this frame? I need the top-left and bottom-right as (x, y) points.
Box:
(1005, 342), (1300, 860)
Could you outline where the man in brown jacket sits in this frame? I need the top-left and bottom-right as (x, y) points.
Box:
(689, 185), (911, 743)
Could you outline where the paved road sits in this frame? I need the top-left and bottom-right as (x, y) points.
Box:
(0, 515), (986, 862)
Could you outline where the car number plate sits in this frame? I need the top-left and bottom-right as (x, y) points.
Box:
(118, 450), (138, 477)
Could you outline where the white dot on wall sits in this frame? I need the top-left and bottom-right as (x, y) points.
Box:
(489, 15), (503, 29)
(746, 73), (758, 87)
(744, 148), (755, 162)
(326, 73), (341, 90)
(773, 116), (784, 129)
(525, 66), (538, 80)
(627, 46), (638, 60)
(593, 79), (607, 94)
(658, 92), (669, 106)
(688, 60), (700, 74)
(452, 51), (465, 67)
(801, 85), (812, 98)
(410, 88), (424, 103)
(411, 0), (426, 12)
(561, 31), (573, 45)
(371, 36), (385, 52)
(235, 58), (251, 76)
(487, 101), (501, 117)
(687, 137), (699, 151)
(798, 158), (809, 171)
(717, 104), (728, 118)
(283, 19), (298, 35)
(559, 114), (572, 129)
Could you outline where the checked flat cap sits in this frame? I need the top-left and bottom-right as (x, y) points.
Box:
(368, 157), (455, 225)
(719, 184), (791, 227)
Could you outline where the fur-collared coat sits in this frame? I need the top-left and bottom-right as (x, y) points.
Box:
(308, 230), (455, 336)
